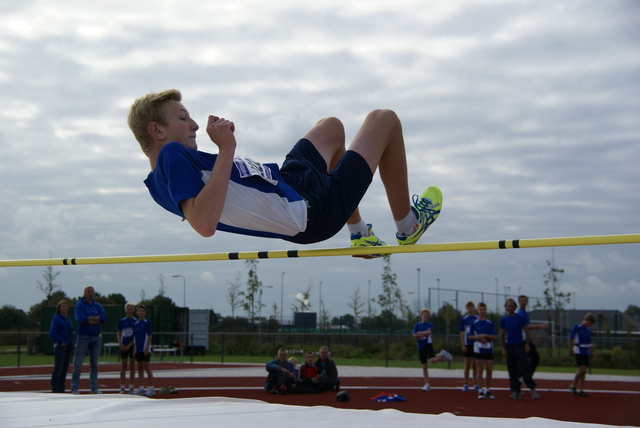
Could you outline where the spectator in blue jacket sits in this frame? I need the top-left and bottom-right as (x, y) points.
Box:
(49, 300), (74, 393)
(70, 286), (106, 394)
(264, 348), (295, 394)
(500, 298), (539, 400)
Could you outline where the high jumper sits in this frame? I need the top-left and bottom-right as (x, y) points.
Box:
(127, 89), (442, 257)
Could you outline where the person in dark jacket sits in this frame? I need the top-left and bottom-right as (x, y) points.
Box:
(70, 286), (106, 394)
(313, 346), (340, 391)
(49, 300), (74, 393)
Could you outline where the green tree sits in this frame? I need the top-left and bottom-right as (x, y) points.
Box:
(331, 313), (355, 329)
(226, 273), (243, 318)
(400, 300), (416, 328)
(268, 302), (280, 324)
(0, 305), (28, 330)
(158, 274), (166, 296)
(93, 291), (115, 306)
(291, 283), (312, 313)
(534, 254), (570, 337)
(37, 265), (61, 300)
(106, 293), (127, 307)
(435, 301), (459, 336)
(27, 290), (70, 328)
(624, 304), (640, 322)
(240, 259), (263, 324)
(377, 256), (404, 329)
(347, 286), (365, 329)
(150, 294), (176, 307)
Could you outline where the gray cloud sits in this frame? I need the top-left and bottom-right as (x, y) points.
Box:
(1, 0), (638, 317)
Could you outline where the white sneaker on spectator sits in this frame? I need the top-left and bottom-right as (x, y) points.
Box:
(440, 349), (453, 361)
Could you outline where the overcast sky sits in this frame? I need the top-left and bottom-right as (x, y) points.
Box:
(1, 0), (638, 321)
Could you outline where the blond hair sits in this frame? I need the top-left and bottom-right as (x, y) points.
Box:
(56, 300), (68, 314)
(127, 89), (182, 153)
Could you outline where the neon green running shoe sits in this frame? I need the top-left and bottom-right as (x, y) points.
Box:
(351, 224), (389, 259)
(396, 186), (442, 245)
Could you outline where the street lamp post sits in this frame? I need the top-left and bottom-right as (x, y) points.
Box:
(280, 272), (285, 327)
(367, 280), (371, 318)
(417, 268), (421, 309)
(172, 275), (186, 307)
(319, 281), (323, 330)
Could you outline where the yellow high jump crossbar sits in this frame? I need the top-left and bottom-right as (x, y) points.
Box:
(0, 233), (638, 268)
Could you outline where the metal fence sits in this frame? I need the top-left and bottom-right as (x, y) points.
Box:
(1, 329), (638, 369)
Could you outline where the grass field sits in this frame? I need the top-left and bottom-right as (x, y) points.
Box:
(2, 352), (639, 377)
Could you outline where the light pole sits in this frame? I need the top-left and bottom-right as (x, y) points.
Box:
(172, 275), (186, 307)
(367, 280), (371, 318)
(280, 272), (285, 326)
(503, 286), (511, 301)
(417, 268), (421, 309)
(319, 281), (323, 330)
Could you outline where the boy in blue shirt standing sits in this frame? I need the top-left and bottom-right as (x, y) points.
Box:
(412, 308), (452, 391)
(458, 300), (478, 392)
(568, 313), (596, 397)
(469, 302), (497, 399)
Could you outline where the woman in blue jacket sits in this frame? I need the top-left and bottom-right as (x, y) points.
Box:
(49, 300), (74, 393)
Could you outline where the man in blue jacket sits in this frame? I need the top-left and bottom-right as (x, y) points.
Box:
(264, 348), (296, 394)
(70, 286), (106, 394)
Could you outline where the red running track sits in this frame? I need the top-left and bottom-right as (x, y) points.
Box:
(1, 363), (638, 426)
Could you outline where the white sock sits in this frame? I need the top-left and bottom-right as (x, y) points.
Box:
(395, 209), (418, 236)
(347, 220), (369, 236)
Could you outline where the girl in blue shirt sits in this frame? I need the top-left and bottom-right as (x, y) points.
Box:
(133, 305), (155, 397)
(49, 300), (74, 393)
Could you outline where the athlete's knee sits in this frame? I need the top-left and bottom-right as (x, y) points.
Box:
(366, 109), (400, 126)
(314, 116), (345, 141)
